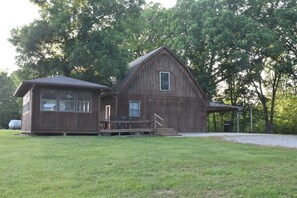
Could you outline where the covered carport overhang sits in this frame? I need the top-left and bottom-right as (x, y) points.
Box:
(207, 102), (243, 113)
(207, 102), (243, 132)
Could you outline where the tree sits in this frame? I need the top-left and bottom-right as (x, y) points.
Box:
(167, 0), (252, 97)
(10, 0), (145, 85)
(241, 0), (296, 133)
(274, 93), (297, 134)
(170, 0), (296, 133)
(122, 2), (174, 60)
(0, 72), (21, 129)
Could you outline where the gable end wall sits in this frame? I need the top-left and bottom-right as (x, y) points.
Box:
(114, 48), (207, 132)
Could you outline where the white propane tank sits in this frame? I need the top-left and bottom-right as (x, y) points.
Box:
(8, 120), (22, 129)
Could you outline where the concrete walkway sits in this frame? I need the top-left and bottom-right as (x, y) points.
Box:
(178, 132), (297, 149)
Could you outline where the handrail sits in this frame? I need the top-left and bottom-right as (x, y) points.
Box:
(154, 113), (164, 131)
(154, 113), (163, 122)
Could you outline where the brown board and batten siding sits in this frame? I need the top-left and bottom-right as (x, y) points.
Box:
(102, 46), (208, 132)
(14, 76), (109, 134)
(31, 86), (100, 133)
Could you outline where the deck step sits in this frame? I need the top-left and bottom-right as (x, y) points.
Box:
(156, 128), (179, 136)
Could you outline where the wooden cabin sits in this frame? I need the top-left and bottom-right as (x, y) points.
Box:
(101, 46), (208, 133)
(14, 76), (109, 135)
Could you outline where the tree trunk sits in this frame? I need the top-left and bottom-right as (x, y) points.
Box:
(263, 104), (271, 133)
(268, 73), (281, 134)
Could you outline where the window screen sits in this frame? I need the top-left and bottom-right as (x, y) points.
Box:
(23, 91), (30, 113)
(76, 92), (92, 112)
(59, 90), (75, 112)
(40, 89), (58, 111)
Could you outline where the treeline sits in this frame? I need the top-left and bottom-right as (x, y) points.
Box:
(0, 72), (21, 128)
(2, 0), (296, 133)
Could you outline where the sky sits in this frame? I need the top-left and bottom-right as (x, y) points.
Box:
(0, 0), (176, 73)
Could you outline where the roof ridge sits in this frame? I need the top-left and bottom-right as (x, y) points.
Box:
(128, 46), (166, 68)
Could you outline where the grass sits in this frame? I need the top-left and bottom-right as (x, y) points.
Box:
(0, 130), (297, 197)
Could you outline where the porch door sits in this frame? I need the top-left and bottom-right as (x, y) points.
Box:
(105, 105), (111, 129)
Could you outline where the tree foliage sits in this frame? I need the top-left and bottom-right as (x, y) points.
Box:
(10, 0), (145, 85)
(0, 72), (21, 129)
(274, 93), (297, 134)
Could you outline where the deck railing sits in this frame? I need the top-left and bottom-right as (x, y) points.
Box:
(154, 113), (164, 131)
(98, 114), (164, 136)
(99, 119), (153, 136)
(100, 120), (152, 130)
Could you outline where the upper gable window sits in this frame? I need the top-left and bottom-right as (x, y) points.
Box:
(160, 72), (170, 91)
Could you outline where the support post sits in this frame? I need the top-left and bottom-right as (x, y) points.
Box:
(236, 112), (241, 133)
(250, 106), (253, 133)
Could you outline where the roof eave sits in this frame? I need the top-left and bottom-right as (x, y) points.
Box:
(14, 81), (110, 97)
(13, 83), (28, 97)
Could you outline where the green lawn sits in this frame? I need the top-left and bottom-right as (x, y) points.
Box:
(0, 130), (297, 197)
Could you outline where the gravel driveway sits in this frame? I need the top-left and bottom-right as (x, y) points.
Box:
(179, 133), (297, 149)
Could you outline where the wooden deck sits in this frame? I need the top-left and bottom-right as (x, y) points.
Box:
(98, 116), (178, 136)
(26, 116), (177, 136)
(99, 128), (154, 136)
(99, 119), (154, 136)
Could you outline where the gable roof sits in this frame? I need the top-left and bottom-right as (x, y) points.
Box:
(14, 76), (110, 97)
(107, 46), (207, 99)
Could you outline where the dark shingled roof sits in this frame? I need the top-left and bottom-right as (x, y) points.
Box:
(14, 76), (110, 97)
(106, 45), (207, 99)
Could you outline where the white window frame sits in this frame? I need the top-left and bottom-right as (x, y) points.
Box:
(129, 100), (140, 117)
(160, 71), (170, 91)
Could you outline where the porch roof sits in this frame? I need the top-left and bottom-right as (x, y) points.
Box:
(207, 102), (243, 113)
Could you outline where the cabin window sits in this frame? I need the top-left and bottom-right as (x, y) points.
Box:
(129, 101), (140, 117)
(59, 90), (75, 112)
(23, 91), (30, 113)
(40, 89), (92, 113)
(160, 72), (170, 91)
(76, 92), (92, 112)
(40, 89), (58, 111)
